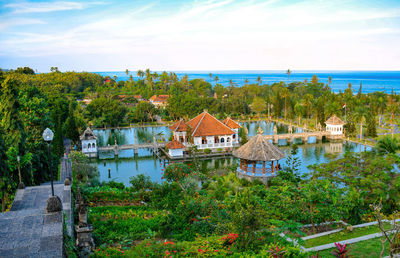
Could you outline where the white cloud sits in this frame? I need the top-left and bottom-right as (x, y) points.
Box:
(1, 0), (400, 70)
(4, 1), (105, 14)
(0, 18), (46, 31)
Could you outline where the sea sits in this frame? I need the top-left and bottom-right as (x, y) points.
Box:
(96, 70), (400, 94)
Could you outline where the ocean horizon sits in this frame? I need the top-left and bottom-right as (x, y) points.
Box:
(96, 70), (400, 94)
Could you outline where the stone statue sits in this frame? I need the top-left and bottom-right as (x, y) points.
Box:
(288, 124), (293, 134)
(273, 125), (278, 134)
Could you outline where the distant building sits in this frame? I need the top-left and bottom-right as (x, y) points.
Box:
(325, 115), (346, 136)
(82, 98), (92, 105)
(149, 95), (170, 108)
(165, 140), (185, 157)
(80, 127), (98, 158)
(168, 110), (241, 150)
(134, 95), (143, 101)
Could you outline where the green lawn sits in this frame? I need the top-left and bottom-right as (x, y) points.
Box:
(311, 237), (389, 257)
(304, 224), (391, 248)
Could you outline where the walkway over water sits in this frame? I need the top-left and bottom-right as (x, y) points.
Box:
(251, 131), (341, 144)
(0, 157), (72, 258)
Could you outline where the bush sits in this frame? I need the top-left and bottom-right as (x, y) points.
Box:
(103, 181), (125, 189)
(81, 186), (141, 206)
(129, 174), (154, 192)
(204, 148), (211, 154)
(88, 206), (166, 244)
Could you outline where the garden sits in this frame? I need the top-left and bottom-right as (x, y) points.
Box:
(70, 149), (400, 257)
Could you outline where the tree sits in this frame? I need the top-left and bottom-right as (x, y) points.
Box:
(50, 67), (59, 73)
(377, 136), (399, 155)
(286, 69), (291, 81)
(328, 76), (332, 86)
(294, 103), (304, 125)
(353, 106), (368, 140)
(0, 75), (26, 152)
(63, 101), (80, 144)
(15, 67), (35, 75)
(281, 87), (290, 120)
(250, 97), (266, 119)
(125, 69), (129, 76)
(257, 75), (262, 85)
(311, 75), (319, 84)
(0, 129), (13, 212)
(366, 111), (377, 138)
(53, 115), (64, 157)
(285, 144), (301, 177)
(132, 102), (156, 123)
(238, 127), (248, 145)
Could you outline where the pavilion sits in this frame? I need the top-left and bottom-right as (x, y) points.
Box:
(233, 128), (285, 181)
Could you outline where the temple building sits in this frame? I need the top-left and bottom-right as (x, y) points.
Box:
(168, 110), (241, 151)
(80, 127), (98, 158)
(149, 95), (170, 108)
(325, 115), (345, 136)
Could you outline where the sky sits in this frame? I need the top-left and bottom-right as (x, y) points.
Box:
(0, 0), (400, 72)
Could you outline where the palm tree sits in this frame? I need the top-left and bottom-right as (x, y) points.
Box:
(214, 76), (219, 85)
(328, 76), (332, 86)
(244, 78), (249, 85)
(294, 103), (304, 125)
(257, 76), (262, 85)
(377, 136), (399, 154)
(125, 69), (129, 76)
(281, 87), (290, 120)
(286, 69), (291, 81)
(137, 70), (144, 79)
(209, 73), (212, 83)
(353, 106), (368, 140)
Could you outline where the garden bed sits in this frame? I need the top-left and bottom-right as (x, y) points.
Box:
(299, 221), (346, 237)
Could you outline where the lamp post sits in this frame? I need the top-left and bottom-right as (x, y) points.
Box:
(43, 128), (55, 196)
(17, 155), (24, 189)
(42, 128), (62, 212)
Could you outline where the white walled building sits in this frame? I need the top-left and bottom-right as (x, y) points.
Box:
(168, 111), (241, 150)
(165, 140), (185, 157)
(325, 115), (346, 136)
(80, 127), (98, 158)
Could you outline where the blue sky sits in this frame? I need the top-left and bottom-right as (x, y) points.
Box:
(0, 0), (400, 72)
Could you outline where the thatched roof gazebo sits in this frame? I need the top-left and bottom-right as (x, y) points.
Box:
(233, 128), (285, 181)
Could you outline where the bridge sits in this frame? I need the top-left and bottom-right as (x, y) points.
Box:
(258, 131), (341, 144)
(98, 134), (166, 157)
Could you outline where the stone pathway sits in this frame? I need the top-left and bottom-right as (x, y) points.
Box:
(0, 158), (72, 257)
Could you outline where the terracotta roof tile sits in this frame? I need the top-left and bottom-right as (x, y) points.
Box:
(169, 120), (188, 132)
(187, 111), (235, 137)
(165, 140), (185, 149)
(222, 117), (241, 129)
(150, 95), (170, 103)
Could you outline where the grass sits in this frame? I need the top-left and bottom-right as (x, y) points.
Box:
(311, 237), (390, 258)
(304, 224), (391, 248)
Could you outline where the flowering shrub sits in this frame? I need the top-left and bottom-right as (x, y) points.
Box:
(163, 163), (193, 182)
(92, 246), (126, 257)
(221, 233), (239, 246)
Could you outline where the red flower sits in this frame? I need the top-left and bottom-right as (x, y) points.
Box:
(198, 249), (204, 253)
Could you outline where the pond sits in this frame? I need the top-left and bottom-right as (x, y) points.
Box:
(92, 121), (371, 186)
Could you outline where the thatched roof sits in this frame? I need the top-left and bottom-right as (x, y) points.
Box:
(80, 127), (97, 141)
(233, 134), (285, 161)
(325, 115), (345, 125)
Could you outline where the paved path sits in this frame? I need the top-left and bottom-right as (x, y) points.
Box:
(0, 158), (72, 257)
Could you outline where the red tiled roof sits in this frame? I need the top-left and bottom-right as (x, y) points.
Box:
(169, 120), (188, 132)
(150, 95), (170, 103)
(222, 117), (241, 129)
(165, 140), (185, 149)
(187, 111), (235, 137)
(134, 95), (142, 99)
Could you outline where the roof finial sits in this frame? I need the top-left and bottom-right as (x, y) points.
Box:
(257, 126), (264, 135)
(203, 109), (208, 113)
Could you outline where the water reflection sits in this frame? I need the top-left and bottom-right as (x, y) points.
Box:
(92, 122), (372, 186)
